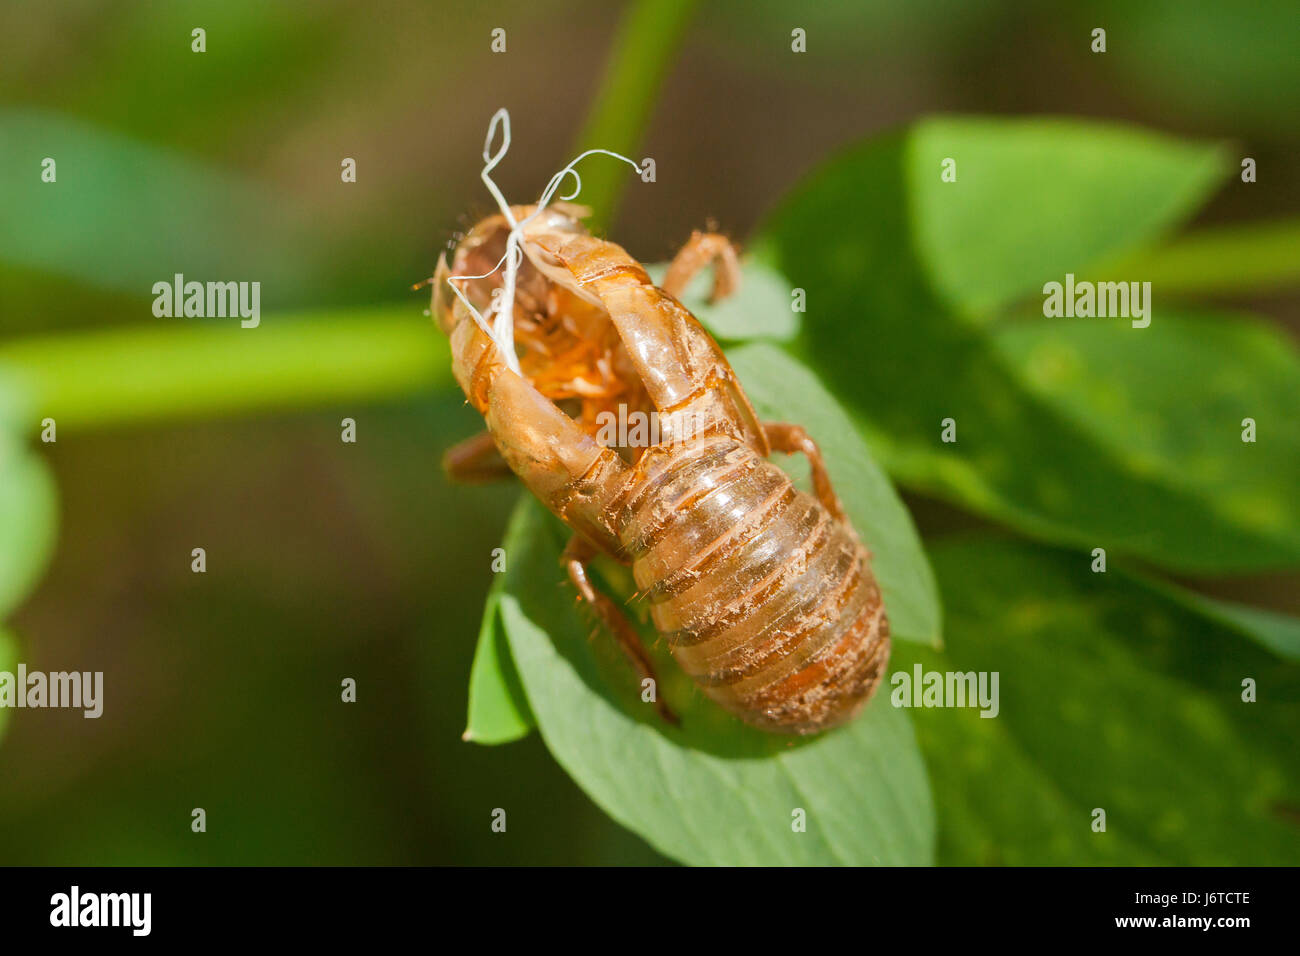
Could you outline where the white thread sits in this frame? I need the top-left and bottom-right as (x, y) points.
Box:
(446, 109), (641, 375)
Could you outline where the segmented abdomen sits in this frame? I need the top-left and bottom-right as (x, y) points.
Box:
(619, 434), (890, 734)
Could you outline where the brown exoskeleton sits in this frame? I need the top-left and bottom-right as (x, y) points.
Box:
(432, 113), (889, 734)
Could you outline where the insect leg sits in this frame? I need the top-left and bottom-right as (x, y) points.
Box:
(562, 535), (680, 727)
(661, 231), (740, 304)
(763, 422), (848, 524)
(443, 431), (513, 483)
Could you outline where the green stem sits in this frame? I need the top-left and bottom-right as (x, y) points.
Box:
(0, 305), (450, 432)
(571, 0), (698, 233)
(1108, 218), (1300, 294)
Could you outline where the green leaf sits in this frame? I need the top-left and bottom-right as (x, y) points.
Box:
(1124, 572), (1300, 663)
(755, 119), (1300, 573)
(907, 117), (1225, 319)
(0, 109), (319, 303)
(1192, 599), (1300, 662)
(901, 536), (1300, 865)
(498, 495), (934, 865)
(727, 343), (940, 646)
(990, 310), (1300, 570)
(646, 260), (799, 342)
(463, 578), (535, 745)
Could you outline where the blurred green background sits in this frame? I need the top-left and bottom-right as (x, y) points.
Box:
(0, 0), (1296, 864)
